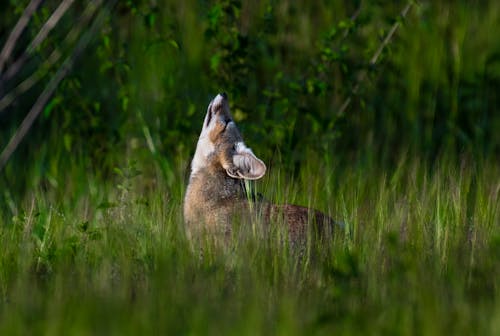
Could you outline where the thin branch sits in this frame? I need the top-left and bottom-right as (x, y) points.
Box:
(337, 2), (413, 116)
(0, 52), (59, 112)
(29, 0), (76, 53)
(1, 0), (76, 84)
(342, 6), (362, 39)
(0, 0), (43, 74)
(0, 0), (104, 114)
(369, 3), (413, 66)
(0, 4), (111, 172)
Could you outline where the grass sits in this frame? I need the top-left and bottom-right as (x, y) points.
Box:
(1, 1), (499, 334)
(0, 150), (498, 335)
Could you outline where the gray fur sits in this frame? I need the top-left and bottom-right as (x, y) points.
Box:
(184, 93), (337, 248)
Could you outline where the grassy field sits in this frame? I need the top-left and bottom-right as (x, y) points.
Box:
(0, 151), (498, 335)
(1, 1), (499, 335)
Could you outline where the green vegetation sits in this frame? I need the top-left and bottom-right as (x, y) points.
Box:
(0, 1), (499, 334)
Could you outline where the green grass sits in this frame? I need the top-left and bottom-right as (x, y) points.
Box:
(1, 1), (499, 334)
(0, 152), (498, 335)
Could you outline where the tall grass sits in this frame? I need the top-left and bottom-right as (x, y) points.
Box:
(0, 1), (499, 334)
(0, 150), (498, 335)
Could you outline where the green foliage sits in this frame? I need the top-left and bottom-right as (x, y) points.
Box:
(1, 1), (499, 191)
(0, 1), (499, 334)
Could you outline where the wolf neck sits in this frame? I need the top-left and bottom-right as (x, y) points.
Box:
(188, 162), (247, 204)
(190, 134), (214, 177)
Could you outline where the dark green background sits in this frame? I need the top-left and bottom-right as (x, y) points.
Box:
(0, 2), (499, 335)
(1, 1), (498, 196)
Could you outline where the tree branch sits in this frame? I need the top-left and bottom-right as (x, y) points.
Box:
(1, 0), (76, 84)
(0, 3), (111, 172)
(0, 0), (104, 114)
(337, 2), (413, 116)
(0, 0), (43, 74)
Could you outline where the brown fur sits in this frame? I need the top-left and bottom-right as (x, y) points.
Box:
(184, 156), (250, 238)
(184, 93), (336, 247)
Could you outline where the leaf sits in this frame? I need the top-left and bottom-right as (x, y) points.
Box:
(113, 167), (124, 177)
(43, 96), (62, 118)
(63, 134), (72, 152)
(208, 4), (223, 28)
(144, 13), (156, 28)
(102, 35), (110, 49)
(168, 39), (179, 49)
(210, 53), (221, 71)
(233, 108), (247, 122)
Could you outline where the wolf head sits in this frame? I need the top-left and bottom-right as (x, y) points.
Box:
(190, 93), (266, 180)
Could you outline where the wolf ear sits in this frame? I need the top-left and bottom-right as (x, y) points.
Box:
(226, 150), (266, 180)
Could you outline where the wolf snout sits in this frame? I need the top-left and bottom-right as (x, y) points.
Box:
(211, 93), (227, 108)
(211, 93), (230, 115)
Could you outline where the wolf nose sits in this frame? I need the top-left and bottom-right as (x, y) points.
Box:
(220, 92), (228, 100)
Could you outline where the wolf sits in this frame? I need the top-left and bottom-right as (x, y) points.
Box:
(183, 93), (338, 247)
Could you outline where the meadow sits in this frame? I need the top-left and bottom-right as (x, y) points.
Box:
(0, 1), (499, 335)
(0, 152), (498, 334)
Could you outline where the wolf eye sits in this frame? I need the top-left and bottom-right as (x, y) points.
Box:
(206, 110), (213, 127)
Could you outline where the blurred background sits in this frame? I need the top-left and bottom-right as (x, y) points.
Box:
(0, 0), (499, 200)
